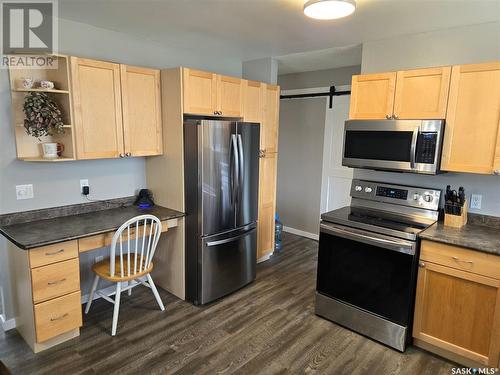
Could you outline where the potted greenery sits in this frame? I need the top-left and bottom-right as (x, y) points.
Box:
(23, 92), (64, 141)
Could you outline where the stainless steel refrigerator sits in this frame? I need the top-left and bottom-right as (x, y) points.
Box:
(184, 118), (260, 305)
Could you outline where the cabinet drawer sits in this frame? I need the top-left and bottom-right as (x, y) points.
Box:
(34, 291), (82, 343)
(29, 240), (78, 268)
(421, 240), (500, 280)
(31, 258), (80, 303)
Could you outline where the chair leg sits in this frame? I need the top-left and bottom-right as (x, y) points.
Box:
(111, 282), (122, 336)
(146, 274), (165, 311)
(128, 280), (132, 296)
(85, 274), (100, 314)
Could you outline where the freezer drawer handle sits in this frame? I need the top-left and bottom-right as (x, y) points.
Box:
(206, 231), (253, 247)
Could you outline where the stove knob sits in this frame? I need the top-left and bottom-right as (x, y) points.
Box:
(423, 194), (433, 203)
(355, 185), (362, 192)
(364, 187), (373, 193)
(413, 193), (420, 201)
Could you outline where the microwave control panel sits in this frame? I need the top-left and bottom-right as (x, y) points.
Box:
(415, 132), (438, 164)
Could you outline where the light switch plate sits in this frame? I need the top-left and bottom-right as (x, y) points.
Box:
(16, 184), (34, 200)
(470, 194), (482, 209)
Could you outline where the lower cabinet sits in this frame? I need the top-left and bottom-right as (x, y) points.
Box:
(257, 152), (278, 260)
(413, 240), (500, 366)
(10, 240), (82, 353)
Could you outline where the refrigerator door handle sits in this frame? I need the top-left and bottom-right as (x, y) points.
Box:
(237, 134), (244, 200)
(231, 134), (239, 207)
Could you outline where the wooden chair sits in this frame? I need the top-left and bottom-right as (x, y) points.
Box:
(84, 214), (165, 336)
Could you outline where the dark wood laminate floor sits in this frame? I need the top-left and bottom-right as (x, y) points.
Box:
(0, 232), (455, 375)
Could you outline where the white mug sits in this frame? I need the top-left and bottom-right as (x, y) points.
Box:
(42, 143), (58, 159)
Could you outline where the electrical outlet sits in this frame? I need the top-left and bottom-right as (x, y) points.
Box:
(80, 179), (89, 195)
(16, 184), (34, 200)
(470, 194), (482, 210)
(80, 179), (89, 190)
(95, 256), (103, 264)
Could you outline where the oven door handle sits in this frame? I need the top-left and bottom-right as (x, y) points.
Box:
(410, 127), (419, 170)
(320, 223), (416, 255)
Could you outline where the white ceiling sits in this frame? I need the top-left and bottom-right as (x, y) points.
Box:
(58, 0), (500, 70)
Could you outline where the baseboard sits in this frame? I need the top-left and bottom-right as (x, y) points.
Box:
(0, 313), (16, 331)
(283, 226), (319, 241)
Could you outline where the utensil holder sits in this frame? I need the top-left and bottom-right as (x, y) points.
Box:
(444, 200), (468, 228)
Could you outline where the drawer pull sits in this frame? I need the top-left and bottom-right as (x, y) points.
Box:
(452, 256), (474, 265)
(45, 249), (65, 256)
(50, 313), (69, 322)
(47, 278), (67, 286)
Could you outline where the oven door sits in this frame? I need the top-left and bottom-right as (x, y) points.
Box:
(342, 119), (443, 174)
(317, 222), (417, 326)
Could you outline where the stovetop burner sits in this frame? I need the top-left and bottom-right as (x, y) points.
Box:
(320, 179), (441, 241)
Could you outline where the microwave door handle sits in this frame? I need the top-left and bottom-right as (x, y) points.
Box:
(410, 128), (418, 170)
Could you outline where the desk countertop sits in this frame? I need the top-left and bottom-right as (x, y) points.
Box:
(0, 205), (184, 250)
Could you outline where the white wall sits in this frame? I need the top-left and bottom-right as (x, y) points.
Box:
(0, 18), (242, 323)
(357, 21), (500, 216)
(361, 22), (500, 73)
(242, 57), (278, 84)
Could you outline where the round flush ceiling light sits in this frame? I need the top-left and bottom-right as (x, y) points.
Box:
(303, 0), (356, 20)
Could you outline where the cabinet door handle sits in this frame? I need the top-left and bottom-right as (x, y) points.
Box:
(452, 256), (474, 265)
(119, 153), (125, 158)
(386, 115), (391, 119)
(126, 152), (131, 157)
(494, 170), (500, 175)
(392, 114), (399, 119)
(418, 261), (425, 268)
(47, 278), (66, 286)
(50, 313), (69, 322)
(45, 249), (64, 256)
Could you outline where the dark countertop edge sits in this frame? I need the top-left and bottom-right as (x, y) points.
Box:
(418, 223), (500, 257)
(0, 211), (185, 250)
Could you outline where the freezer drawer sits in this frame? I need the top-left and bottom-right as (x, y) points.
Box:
(200, 226), (257, 304)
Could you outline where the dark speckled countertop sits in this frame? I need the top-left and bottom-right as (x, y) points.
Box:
(0, 202), (184, 250)
(419, 214), (500, 256)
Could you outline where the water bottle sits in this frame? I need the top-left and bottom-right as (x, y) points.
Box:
(275, 213), (283, 253)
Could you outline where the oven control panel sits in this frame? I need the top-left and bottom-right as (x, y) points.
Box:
(350, 179), (441, 210)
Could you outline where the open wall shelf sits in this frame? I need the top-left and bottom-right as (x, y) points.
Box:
(8, 55), (76, 161)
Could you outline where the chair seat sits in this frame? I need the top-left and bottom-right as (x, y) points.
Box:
(92, 257), (154, 282)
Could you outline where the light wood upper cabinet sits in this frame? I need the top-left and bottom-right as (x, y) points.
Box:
(393, 67), (451, 119)
(217, 75), (243, 117)
(441, 62), (500, 174)
(257, 152), (277, 260)
(262, 84), (280, 153)
(121, 65), (162, 157)
(71, 57), (124, 159)
(242, 80), (263, 123)
(414, 241), (500, 366)
(349, 72), (396, 119)
(182, 68), (243, 117)
(183, 68), (217, 115)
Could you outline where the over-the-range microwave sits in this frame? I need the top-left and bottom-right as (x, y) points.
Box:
(342, 119), (445, 175)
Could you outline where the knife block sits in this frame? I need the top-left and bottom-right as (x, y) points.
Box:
(444, 200), (468, 228)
